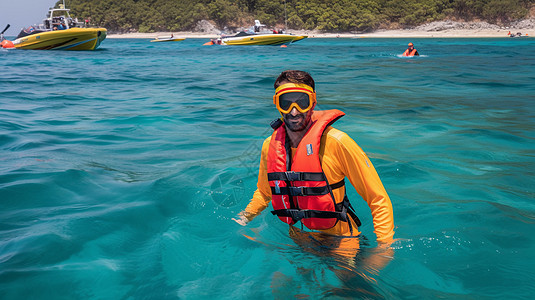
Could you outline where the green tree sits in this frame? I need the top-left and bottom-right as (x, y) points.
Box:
(59, 0), (533, 33)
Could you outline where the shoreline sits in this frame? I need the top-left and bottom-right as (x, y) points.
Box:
(108, 22), (533, 39)
(107, 29), (532, 39)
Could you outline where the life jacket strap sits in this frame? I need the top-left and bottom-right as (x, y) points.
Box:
(270, 179), (345, 196)
(268, 171), (325, 182)
(271, 193), (361, 235)
(345, 197), (362, 227)
(271, 208), (347, 222)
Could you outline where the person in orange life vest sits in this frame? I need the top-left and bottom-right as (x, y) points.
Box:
(232, 70), (395, 246)
(402, 42), (419, 57)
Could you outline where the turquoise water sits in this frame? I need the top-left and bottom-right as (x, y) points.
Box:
(1, 37), (534, 299)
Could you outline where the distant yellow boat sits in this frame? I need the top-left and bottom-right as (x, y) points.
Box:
(150, 36), (185, 42)
(206, 20), (307, 46)
(217, 33), (307, 46)
(8, 3), (106, 50)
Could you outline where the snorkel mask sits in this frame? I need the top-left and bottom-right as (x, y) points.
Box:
(273, 83), (316, 114)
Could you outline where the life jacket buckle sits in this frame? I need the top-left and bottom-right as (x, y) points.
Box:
(287, 209), (306, 221)
(285, 171), (301, 181)
(288, 186), (304, 196)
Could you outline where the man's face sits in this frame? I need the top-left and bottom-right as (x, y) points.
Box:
(275, 80), (315, 132)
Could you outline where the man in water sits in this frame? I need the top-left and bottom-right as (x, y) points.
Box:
(402, 42), (419, 56)
(233, 70), (394, 247)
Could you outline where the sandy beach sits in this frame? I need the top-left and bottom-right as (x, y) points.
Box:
(107, 20), (534, 39)
(107, 29), (530, 39)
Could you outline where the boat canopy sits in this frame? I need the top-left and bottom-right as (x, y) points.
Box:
(16, 3), (84, 39)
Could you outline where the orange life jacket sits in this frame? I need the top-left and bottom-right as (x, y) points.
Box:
(402, 48), (418, 57)
(267, 110), (359, 232)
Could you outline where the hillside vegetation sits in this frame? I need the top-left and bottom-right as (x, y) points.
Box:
(60, 0), (533, 33)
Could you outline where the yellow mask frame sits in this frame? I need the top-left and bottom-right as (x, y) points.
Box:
(273, 83), (316, 114)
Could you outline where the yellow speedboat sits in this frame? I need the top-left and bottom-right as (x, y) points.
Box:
(208, 20), (307, 46)
(150, 36), (185, 43)
(10, 3), (106, 50)
(218, 32), (307, 46)
(13, 27), (106, 50)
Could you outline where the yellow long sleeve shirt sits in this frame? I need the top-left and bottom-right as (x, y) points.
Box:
(242, 126), (395, 243)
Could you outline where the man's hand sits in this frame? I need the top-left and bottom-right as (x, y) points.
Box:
(232, 213), (249, 226)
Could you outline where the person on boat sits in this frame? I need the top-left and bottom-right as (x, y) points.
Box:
(233, 70), (395, 248)
(402, 42), (419, 57)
